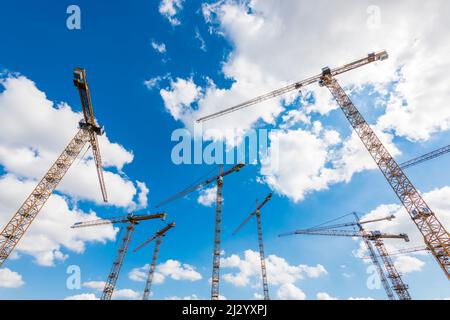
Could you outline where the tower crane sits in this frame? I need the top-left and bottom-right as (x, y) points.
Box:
(400, 144), (450, 170)
(71, 212), (166, 300)
(232, 193), (272, 300)
(133, 222), (175, 300)
(155, 163), (244, 300)
(0, 68), (108, 266)
(196, 51), (450, 279)
(280, 213), (411, 300)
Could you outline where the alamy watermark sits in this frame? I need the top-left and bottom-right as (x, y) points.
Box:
(66, 5), (81, 30)
(170, 124), (279, 171)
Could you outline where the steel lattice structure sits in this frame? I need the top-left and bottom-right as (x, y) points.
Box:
(102, 223), (135, 300)
(373, 239), (411, 300)
(400, 145), (450, 170)
(211, 165), (224, 300)
(255, 211), (270, 300)
(133, 222), (175, 300)
(142, 236), (162, 300)
(72, 213), (166, 300)
(233, 193), (272, 300)
(321, 74), (450, 279)
(359, 228), (395, 300)
(0, 128), (90, 265)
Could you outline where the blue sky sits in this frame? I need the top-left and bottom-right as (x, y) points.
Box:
(0, 0), (449, 300)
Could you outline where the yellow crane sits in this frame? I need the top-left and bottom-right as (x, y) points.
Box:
(280, 213), (411, 300)
(133, 222), (175, 300)
(232, 193), (272, 300)
(155, 163), (244, 300)
(71, 212), (166, 300)
(0, 68), (108, 266)
(197, 51), (450, 280)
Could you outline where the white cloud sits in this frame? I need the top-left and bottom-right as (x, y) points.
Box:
(394, 256), (425, 274)
(112, 288), (140, 300)
(221, 250), (327, 288)
(83, 281), (106, 291)
(160, 78), (202, 122)
(0, 268), (24, 288)
(197, 186), (216, 207)
(276, 283), (306, 300)
(348, 297), (375, 300)
(0, 74), (145, 209)
(151, 40), (167, 54)
(136, 181), (149, 209)
(316, 292), (338, 300)
(159, 0), (184, 26)
(65, 293), (99, 300)
(129, 259), (202, 284)
(165, 294), (200, 300)
(0, 174), (117, 266)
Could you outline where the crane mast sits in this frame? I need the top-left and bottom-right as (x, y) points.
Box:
(233, 193), (272, 300)
(359, 227), (395, 300)
(211, 164), (224, 300)
(102, 222), (135, 300)
(373, 238), (411, 300)
(133, 222), (175, 300)
(155, 164), (244, 300)
(197, 51), (450, 279)
(255, 208), (269, 300)
(0, 68), (108, 267)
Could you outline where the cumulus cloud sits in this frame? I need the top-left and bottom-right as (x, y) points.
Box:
(165, 294), (200, 300)
(316, 292), (338, 300)
(221, 250), (327, 289)
(197, 186), (216, 207)
(159, 0), (184, 26)
(151, 40), (167, 54)
(276, 283), (306, 300)
(0, 268), (24, 288)
(129, 259), (202, 284)
(65, 293), (99, 300)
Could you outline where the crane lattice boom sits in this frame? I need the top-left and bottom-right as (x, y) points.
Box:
(400, 145), (450, 170)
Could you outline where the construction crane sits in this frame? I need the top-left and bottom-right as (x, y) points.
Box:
(400, 145), (450, 170)
(71, 212), (166, 300)
(280, 213), (411, 300)
(133, 222), (175, 300)
(232, 193), (272, 300)
(197, 51), (450, 279)
(0, 68), (108, 267)
(155, 163), (244, 300)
